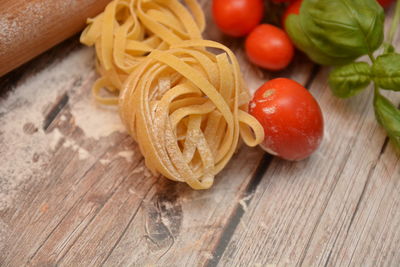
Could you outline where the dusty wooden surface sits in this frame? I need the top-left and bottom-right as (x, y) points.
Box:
(0, 2), (399, 266)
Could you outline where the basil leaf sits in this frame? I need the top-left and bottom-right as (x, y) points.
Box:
(372, 53), (400, 91)
(383, 43), (395, 54)
(300, 0), (385, 62)
(374, 90), (400, 149)
(329, 62), (371, 98)
(285, 14), (352, 65)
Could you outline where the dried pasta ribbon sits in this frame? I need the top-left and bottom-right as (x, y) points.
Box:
(119, 41), (264, 189)
(80, 0), (205, 103)
(81, 0), (264, 189)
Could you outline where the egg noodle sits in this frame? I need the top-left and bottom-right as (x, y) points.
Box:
(80, 0), (264, 189)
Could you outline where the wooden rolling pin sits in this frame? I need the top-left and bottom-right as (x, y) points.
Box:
(0, 0), (111, 77)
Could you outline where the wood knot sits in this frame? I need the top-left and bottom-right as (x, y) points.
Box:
(144, 184), (183, 252)
(23, 122), (38, 135)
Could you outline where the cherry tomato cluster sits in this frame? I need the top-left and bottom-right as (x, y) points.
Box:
(212, 0), (296, 72)
(212, 0), (393, 160)
(212, 0), (324, 160)
(213, 0), (393, 71)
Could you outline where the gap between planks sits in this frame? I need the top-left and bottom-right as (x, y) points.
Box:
(0, 0), (317, 265)
(207, 64), (321, 267)
(216, 7), (400, 265)
(0, 44), (315, 267)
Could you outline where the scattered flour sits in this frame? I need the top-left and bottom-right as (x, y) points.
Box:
(239, 199), (248, 212)
(99, 158), (111, 165)
(63, 139), (90, 160)
(117, 150), (134, 162)
(78, 148), (90, 160)
(0, 47), (126, 211)
(131, 165), (145, 174)
(0, 1), (84, 54)
(50, 128), (63, 150)
(0, 48), (92, 210)
(202, 251), (214, 260)
(238, 193), (253, 212)
(262, 106), (276, 115)
(69, 97), (125, 140)
(260, 222), (268, 231)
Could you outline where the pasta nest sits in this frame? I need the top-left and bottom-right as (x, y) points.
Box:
(80, 0), (205, 104)
(81, 0), (264, 189)
(119, 40), (264, 189)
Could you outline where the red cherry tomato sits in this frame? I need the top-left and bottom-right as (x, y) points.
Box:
(245, 24), (294, 71)
(377, 0), (394, 8)
(282, 0), (302, 29)
(212, 0), (264, 37)
(272, 0), (296, 2)
(249, 78), (324, 161)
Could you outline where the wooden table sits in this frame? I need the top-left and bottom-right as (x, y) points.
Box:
(1, 2), (399, 266)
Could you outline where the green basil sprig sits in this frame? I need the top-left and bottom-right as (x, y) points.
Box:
(287, 0), (400, 151)
(285, 0), (385, 66)
(285, 14), (350, 65)
(372, 53), (400, 91)
(374, 89), (400, 148)
(329, 53), (400, 150)
(329, 62), (371, 98)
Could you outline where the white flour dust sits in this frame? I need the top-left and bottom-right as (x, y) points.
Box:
(117, 150), (134, 162)
(50, 128), (64, 150)
(70, 98), (125, 140)
(63, 139), (90, 160)
(0, 1), (83, 53)
(0, 47), (126, 212)
(262, 106), (276, 115)
(99, 158), (111, 165)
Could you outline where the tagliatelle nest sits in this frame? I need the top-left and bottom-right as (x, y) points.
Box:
(80, 0), (205, 104)
(81, 0), (264, 189)
(119, 40), (264, 189)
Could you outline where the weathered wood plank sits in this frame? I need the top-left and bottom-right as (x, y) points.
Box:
(325, 141), (400, 267)
(0, 2), (315, 266)
(217, 8), (400, 266)
(52, 59), (311, 267)
(297, 91), (400, 267)
(0, 46), (146, 266)
(88, 4), (315, 264)
(218, 73), (400, 267)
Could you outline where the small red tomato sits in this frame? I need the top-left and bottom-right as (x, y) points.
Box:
(212, 0), (264, 37)
(245, 24), (294, 71)
(377, 0), (393, 8)
(282, 0), (302, 29)
(272, 0), (296, 2)
(249, 78), (324, 161)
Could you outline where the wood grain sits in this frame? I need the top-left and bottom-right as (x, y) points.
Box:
(2, 1), (398, 266)
(217, 8), (400, 266)
(0, 50), (313, 265)
(331, 143), (400, 267)
(0, 0), (315, 266)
